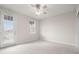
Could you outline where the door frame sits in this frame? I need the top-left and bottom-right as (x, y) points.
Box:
(0, 9), (16, 47)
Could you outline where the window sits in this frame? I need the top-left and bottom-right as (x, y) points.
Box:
(4, 15), (13, 32)
(29, 19), (36, 33)
(0, 14), (15, 48)
(2, 15), (14, 46)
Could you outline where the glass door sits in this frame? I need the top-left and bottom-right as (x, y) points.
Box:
(0, 15), (15, 48)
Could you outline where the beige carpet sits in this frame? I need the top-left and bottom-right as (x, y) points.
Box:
(0, 40), (79, 54)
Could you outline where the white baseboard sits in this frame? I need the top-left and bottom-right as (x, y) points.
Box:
(44, 40), (76, 47)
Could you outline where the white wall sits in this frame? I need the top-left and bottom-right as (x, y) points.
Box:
(75, 5), (79, 47)
(0, 7), (40, 45)
(75, 16), (79, 47)
(40, 12), (76, 46)
(15, 14), (40, 44)
(75, 5), (79, 48)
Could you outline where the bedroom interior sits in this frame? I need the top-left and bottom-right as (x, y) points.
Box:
(0, 4), (79, 54)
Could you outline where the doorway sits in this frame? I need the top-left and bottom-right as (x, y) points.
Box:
(0, 14), (15, 48)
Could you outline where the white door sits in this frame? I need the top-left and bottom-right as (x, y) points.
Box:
(0, 14), (15, 48)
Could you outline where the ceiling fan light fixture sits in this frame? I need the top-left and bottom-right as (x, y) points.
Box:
(31, 4), (48, 16)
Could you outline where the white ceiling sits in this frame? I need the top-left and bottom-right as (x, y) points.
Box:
(0, 4), (77, 19)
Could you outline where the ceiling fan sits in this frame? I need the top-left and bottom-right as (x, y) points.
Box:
(31, 4), (48, 15)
